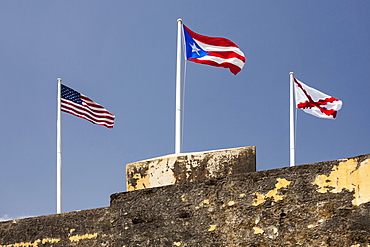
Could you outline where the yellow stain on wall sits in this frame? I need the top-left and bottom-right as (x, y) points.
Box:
(252, 178), (292, 206)
(0, 238), (60, 247)
(253, 226), (264, 234)
(127, 173), (150, 191)
(69, 233), (98, 242)
(253, 193), (265, 206)
(208, 225), (217, 231)
(313, 158), (370, 206)
(41, 239), (60, 244)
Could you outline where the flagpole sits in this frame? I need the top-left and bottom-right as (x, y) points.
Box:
(175, 18), (183, 154)
(56, 78), (62, 213)
(289, 72), (295, 167)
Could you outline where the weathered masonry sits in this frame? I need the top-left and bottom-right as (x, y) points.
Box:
(1, 147), (369, 246)
(126, 146), (256, 191)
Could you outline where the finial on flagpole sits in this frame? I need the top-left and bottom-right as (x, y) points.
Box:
(289, 72), (294, 75)
(57, 78), (62, 83)
(177, 18), (182, 23)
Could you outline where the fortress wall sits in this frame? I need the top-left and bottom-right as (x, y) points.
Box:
(110, 154), (370, 246)
(1, 152), (369, 246)
(0, 207), (111, 246)
(126, 146), (256, 191)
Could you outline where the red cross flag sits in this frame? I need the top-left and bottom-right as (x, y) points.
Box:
(294, 78), (342, 119)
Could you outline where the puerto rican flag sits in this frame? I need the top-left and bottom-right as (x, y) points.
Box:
(183, 24), (246, 75)
(294, 78), (342, 119)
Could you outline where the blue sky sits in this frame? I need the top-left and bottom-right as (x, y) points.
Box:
(1, 1), (369, 220)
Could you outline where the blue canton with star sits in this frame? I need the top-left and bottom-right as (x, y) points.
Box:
(183, 27), (209, 60)
(61, 84), (82, 105)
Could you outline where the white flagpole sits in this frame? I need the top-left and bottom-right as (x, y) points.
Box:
(56, 78), (62, 213)
(289, 72), (295, 167)
(175, 18), (183, 154)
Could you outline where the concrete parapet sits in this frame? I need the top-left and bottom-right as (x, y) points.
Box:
(126, 146), (256, 191)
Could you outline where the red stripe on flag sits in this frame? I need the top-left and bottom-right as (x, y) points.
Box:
(61, 100), (115, 121)
(61, 97), (115, 128)
(188, 58), (242, 75)
(206, 51), (246, 63)
(183, 25), (239, 47)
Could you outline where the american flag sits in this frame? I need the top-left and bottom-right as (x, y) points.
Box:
(61, 84), (115, 128)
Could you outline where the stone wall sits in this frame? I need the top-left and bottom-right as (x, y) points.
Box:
(1, 153), (370, 247)
(126, 146), (256, 191)
(0, 207), (112, 246)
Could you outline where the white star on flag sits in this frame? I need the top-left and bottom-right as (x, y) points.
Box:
(190, 43), (201, 56)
